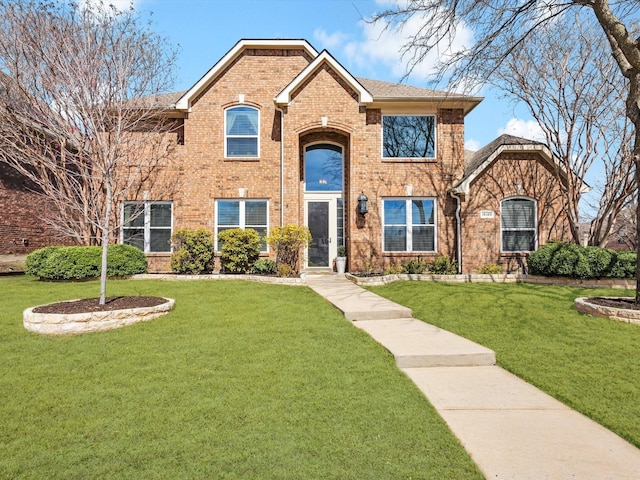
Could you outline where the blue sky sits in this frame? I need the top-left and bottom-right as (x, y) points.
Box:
(114, 0), (543, 152)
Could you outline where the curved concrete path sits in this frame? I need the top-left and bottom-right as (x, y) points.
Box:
(307, 274), (640, 479)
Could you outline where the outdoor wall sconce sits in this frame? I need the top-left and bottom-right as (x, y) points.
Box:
(357, 191), (368, 215)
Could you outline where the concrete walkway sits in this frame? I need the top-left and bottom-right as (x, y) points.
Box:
(306, 274), (640, 480)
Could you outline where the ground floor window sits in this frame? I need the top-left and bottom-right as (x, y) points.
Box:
(383, 198), (436, 252)
(122, 202), (172, 253)
(501, 197), (537, 252)
(215, 199), (268, 252)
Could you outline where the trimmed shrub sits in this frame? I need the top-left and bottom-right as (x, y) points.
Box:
(608, 250), (636, 279)
(170, 229), (214, 274)
(265, 225), (312, 275)
(252, 258), (277, 275)
(528, 242), (636, 279)
(218, 228), (262, 274)
(401, 258), (428, 274)
(477, 263), (504, 274)
(25, 244), (147, 280)
(428, 255), (458, 275)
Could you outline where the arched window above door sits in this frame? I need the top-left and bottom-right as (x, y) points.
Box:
(304, 143), (343, 192)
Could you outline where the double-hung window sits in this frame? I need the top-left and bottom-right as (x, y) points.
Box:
(215, 199), (268, 252)
(382, 115), (436, 159)
(225, 106), (259, 158)
(383, 198), (436, 252)
(122, 202), (172, 253)
(501, 198), (537, 252)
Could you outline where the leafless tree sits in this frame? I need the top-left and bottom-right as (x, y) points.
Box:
(491, 17), (636, 247)
(372, 0), (640, 301)
(0, 0), (178, 303)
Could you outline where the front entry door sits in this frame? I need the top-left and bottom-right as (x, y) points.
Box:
(305, 196), (343, 268)
(307, 200), (330, 267)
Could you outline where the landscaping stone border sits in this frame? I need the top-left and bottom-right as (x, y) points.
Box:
(574, 297), (640, 325)
(23, 297), (175, 335)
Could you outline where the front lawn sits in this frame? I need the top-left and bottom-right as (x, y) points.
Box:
(0, 276), (482, 479)
(369, 281), (640, 448)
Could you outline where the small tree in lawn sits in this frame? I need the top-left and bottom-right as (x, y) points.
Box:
(265, 225), (312, 277)
(0, 1), (178, 304)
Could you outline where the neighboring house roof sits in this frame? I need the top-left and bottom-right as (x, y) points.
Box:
(453, 134), (590, 195)
(171, 38), (482, 114)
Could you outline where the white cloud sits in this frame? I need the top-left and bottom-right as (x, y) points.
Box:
(314, 0), (474, 85)
(464, 139), (481, 151)
(497, 118), (546, 142)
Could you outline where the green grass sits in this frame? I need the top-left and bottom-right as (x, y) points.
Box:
(0, 276), (482, 479)
(369, 281), (640, 448)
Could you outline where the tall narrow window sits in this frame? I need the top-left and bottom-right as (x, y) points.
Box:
(122, 202), (172, 253)
(304, 143), (343, 192)
(383, 198), (436, 252)
(215, 199), (268, 252)
(225, 106), (259, 158)
(382, 115), (436, 159)
(501, 198), (537, 252)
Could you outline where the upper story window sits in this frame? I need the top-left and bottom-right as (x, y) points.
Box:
(215, 199), (268, 252)
(383, 198), (436, 252)
(382, 115), (436, 159)
(501, 198), (537, 252)
(122, 201), (172, 253)
(304, 143), (343, 192)
(225, 106), (259, 158)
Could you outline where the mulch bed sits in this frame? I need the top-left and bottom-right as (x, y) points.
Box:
(586, 297), (640, 311)
(33, 296), (168, 314)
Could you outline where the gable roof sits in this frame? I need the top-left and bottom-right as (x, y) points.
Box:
(174, 39), (318, 111)
(274, 49), (373, 105)
(454, 134), (590, 195)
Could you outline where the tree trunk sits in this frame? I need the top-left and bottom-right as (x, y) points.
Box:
(99, 180), (112, 305)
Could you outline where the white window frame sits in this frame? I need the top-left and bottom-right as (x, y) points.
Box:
(500, 197), (538, 253)
(382, 197), (437, 253)
(215, 199), (269, 252)
(381, 114), (437, 160)
(224, 105), (260, 158)
(121, 201), (173, 253)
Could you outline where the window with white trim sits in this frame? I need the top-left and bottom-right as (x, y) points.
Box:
(382, 115), (436, 159)
(122, 202), (172, 253)
(383, 198), (436, 252)
(225, 106), (259, 157)
(501, 198), (537, 252)
(215, 199), (268, 252)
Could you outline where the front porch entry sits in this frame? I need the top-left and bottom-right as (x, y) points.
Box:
(303, 143), (344, 270)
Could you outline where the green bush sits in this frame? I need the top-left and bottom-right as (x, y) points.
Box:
(608, 250), (637, 278)
(428, 255), (458, 275)
(401, 258), (428, 274)
(528, 242), (636, 279)
(218, 228), (262, 274)
(251, 258), (277, 275)
(25, 244), (147, 280)
(170, 229), (214, 274)
(477, 263), (503, 274)
(265, 225), (312, 275)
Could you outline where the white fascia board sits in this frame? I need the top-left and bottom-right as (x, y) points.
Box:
(454, 143), (586, 195)
(175, 39), (319, 111)
(274, 50), (373, 106)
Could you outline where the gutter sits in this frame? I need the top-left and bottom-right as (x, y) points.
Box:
(275, 105), (285, 226)
(449, 190), (463, 274)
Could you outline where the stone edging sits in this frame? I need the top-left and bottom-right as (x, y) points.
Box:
(23, 297), (175, 335)
(574, 297), (640, 325)
(132, 273), (307, 285)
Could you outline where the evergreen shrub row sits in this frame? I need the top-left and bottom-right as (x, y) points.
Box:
(25, 244), (147, 280)
(528, 242), (636, 279)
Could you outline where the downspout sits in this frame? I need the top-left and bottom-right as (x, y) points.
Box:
(275, 105), (285, 226)
(450, 191), (463, 274)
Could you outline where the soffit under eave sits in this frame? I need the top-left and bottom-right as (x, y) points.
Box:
(274, 50), (374, 106)
(175, 39), (319, 111)
(369, 97), (483, 115)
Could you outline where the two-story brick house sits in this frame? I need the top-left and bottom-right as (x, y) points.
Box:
(119, 38), (572, 274)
